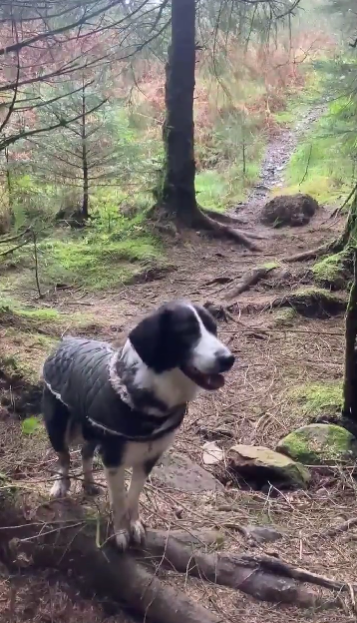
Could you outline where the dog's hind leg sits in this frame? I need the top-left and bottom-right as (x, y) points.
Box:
(81, 441), (100, 496)
(42, 386), (71, 498)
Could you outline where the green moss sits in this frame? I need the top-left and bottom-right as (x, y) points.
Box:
(261, 261), (280, 270)
(293, 286), (336, 300)
(288, 382), (343, 416)
(274, 308), (297, 327)
(312, 252), (347, 288)
(277, 424), (357, 465)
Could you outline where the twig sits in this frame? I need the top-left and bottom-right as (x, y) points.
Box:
(0, 240), (29, 257)
(32, 231), (43, 299)
(0, 227), (31, 245)
(314, 516), (357, 539)
(299, 143), (312, 186)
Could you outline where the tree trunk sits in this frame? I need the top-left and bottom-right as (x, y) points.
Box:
(158, 0), (261, 250)
(162, 0), (197, 225)
(81, 84), (89, 219)
(343, 250), (357, 419)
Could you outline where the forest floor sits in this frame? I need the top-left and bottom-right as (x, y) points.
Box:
(1, 107), (356, 623)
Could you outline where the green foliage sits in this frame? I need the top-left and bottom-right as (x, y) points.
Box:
(196, 148), (264, 211)
(22, 417), (42, 436)
(279, 110), (355, 203)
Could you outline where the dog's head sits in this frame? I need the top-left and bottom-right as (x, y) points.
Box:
(128, 300), (235, 391)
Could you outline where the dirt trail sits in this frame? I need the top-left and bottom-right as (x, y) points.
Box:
(237, 103), (325, 222)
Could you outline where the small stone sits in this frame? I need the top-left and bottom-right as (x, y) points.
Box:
(276, 424), (357, 465)
(228, 444), (310, 489)
(246, 525), (283, 543)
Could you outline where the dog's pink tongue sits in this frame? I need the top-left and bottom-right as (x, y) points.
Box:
(205, 374), (225, 390)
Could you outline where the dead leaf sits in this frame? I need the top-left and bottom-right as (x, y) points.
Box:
(202, 441), (224, 465)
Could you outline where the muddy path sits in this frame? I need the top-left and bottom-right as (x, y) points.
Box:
(236, 102), (326, 223)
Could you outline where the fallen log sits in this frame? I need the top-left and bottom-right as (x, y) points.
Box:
(0, 497), (343, 621)
(140, 530), (339, 609)
(0, 499), (221, 623)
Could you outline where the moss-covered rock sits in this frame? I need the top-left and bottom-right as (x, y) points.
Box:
(276, 424), (357, 465)
(228, 444), (311, 489)
(312, 252), (349, 290)
(274, 287), (346, 318)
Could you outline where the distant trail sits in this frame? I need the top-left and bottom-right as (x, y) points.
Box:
(236, 103), (326, 222)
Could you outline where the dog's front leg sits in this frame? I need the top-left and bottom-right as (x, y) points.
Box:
(104, 465), (130, 550)
(125, 465), (150, 545)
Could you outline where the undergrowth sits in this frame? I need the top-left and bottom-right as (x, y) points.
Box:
(0, 208), (164, 294)
(279, 72), (357, 204)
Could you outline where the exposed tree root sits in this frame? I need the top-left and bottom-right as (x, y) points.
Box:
(284, 209), (352, 263)
(284, 245), (329, 263)
(189, 206), (263, 251)
(231, 290), (346, 319)
(224, 266), (276, 300)
(202, 208), (248, 226)
(0, 498), (344, 620)
(149, 203), (262, 251)
(314, 516), (357, 539)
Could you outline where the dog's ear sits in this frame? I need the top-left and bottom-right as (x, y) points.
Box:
(129, 307), (173, 371)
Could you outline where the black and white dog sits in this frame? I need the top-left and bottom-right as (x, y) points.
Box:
(42, 300), (235, 549)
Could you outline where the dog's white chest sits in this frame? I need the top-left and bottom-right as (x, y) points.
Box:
(122, 432), (175, 468)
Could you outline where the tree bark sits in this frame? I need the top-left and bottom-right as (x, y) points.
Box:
(343, 250), (357, 419)
(159, 0), (261, 250)
(81, 83), (89, 218)
(162, 0), (197, 224)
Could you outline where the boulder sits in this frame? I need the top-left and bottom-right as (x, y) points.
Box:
(276, 423), (357, 465)
(228, 444), (310, 489)
(260, 193), (319, 227)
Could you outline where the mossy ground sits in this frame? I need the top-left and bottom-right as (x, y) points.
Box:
(0, 297), (103, 388)
(274, 308), (297, 327)
(288, 382), (343, 417)
(0, 211), (166, 296)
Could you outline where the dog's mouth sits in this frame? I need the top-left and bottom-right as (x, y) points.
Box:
(181, 365), (225, 390)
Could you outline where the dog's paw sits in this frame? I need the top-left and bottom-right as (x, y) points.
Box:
(129, 519), (146, 545)
(82, 482), (101, 496)
(114, 528), (131, 551)
(50, 479), (69, 499)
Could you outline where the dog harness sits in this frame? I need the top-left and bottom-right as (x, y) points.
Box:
(42, 337), (186, 441)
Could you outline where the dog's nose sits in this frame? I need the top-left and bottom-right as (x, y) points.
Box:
(217, 353), (235, 372)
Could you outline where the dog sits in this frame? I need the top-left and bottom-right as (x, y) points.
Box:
(42, 300), (235, 549)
